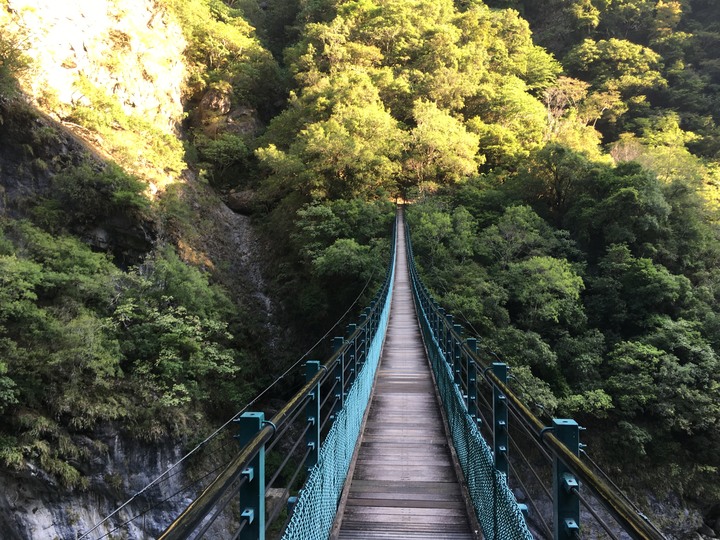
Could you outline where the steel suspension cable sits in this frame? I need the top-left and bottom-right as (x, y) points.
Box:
(80, 270), (377, 540)
(507, 459), (553, 539)
(581, 449), (666, 538)
(577, 490), (622, 540)
(266, 422), (312, 492)
(190, 475), (246, 539)
(441, 275), (653, 539)
(508, 400), (638, 538)
(91, 458), (234, 540)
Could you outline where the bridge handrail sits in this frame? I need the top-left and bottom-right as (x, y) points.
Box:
(159, 213), (398, 540)
(404, 220), (665, 540)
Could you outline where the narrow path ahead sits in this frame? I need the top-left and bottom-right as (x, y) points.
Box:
(334, 212), (476, 539)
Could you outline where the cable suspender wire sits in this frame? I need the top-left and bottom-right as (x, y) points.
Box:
(581, 449), (667, 538)
(91, 459), (231, 540)
(80, 270), (377, 540)
(406, 219), (666, 540)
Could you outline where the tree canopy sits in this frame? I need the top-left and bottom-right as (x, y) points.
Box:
(3, 0), (720, 514)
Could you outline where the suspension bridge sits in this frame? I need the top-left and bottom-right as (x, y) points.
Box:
(82, 208), (668, 540)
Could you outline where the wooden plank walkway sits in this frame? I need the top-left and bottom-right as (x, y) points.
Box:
(333, 212), (477, 539)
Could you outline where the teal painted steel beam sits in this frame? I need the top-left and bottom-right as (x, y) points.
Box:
(436, 306), (445, 345)
(444, 314), (454, 364)
(235, 412), (266, 540)
(492, 362), (509, 476)
(453, 324), (463, 387)
(332, 336), (345, 415)
(466, 339), (478, 424)
(553, 419), (581, 540)
(358, 313), (368, 369)
(346, 324), (357, 389)
(305, 360), (321, 471)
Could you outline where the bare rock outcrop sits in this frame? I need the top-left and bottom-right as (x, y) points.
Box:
(2, 0), (186, 134)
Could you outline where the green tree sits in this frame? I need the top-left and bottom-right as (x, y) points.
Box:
(163, 0), (282, 112)
(504, 255), (585, 331)
(515, 144), (599, 225)
(477, 205), (574, 267)
(467, 76), (547, 167)
(0, 360), (16, 414)
(407, 205), (453, 267)
(606, 318), (720, 455)
(0, 25), (30, 98)
(258, 71), (405, 200)
(46, 163), (149, 229)
(563, 162), (672, 257)
(404, 100), (480, 192)
(565, 38), (666, 96)
(194, 132), (250, 186)
(586, 244), (691, 336)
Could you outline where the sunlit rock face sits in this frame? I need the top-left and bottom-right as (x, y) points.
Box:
(3, 0), (186, 133)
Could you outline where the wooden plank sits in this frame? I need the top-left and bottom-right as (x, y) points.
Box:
(348, 480), (463, 490)
(342, 506), (468, 519)
(345, 498), (466, 510)
(333, 213), (477, 540)
(341, 521), (472, 533)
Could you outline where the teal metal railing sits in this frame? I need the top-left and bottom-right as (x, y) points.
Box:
(159, 214), (397, 540)
(405, 217), (665, 540)
(405, 224), (534, 540)
(157, 206), (667, 540)
(281, 227), (396, 540)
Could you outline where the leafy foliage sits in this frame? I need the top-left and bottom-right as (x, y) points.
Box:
(161, 0), (282, 111)
(0, 221), (252, 485)
(37, 162), (149, 229)
(255, 0), (720, 502)
(4, 0), (720, 513)
(407, 153), (720, 499)
(271, 198), (395, 332)
(0, 22), (30, 98)
(258, 0), (557, 201)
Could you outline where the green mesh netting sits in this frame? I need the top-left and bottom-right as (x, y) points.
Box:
(281, 252), (395, 540)
(431, 341), (533, 540)
(411, 274), (534, 539)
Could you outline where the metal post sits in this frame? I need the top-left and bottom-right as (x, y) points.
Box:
(346, 324), (357, 388)
(305, 360), (321, 471)
(453, 324), (463, 386)
(234, 412), (266, 540)
(436, 307), (445, 343)
(333, 337), (345, 414)
(492, 362), (508, 476)
(359, 313), (368, 368)
(553, 419), (581, 540)
(442, 314), (452, 365)
(466, 339), (478, 423)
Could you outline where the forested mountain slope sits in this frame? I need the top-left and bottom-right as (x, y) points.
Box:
(0, 0), (719, 537)
(0, 0), (288, 536)
(253, 0), (720, 533)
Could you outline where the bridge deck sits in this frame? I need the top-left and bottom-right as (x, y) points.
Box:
(333, 214), (477, 539)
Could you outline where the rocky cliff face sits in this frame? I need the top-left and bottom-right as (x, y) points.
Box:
(0, 430), (193, 540)
(3, 0), (186, 133)
(0, 1), (274, 538)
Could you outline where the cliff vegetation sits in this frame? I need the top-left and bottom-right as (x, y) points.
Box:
(1, 0), (720, 536)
